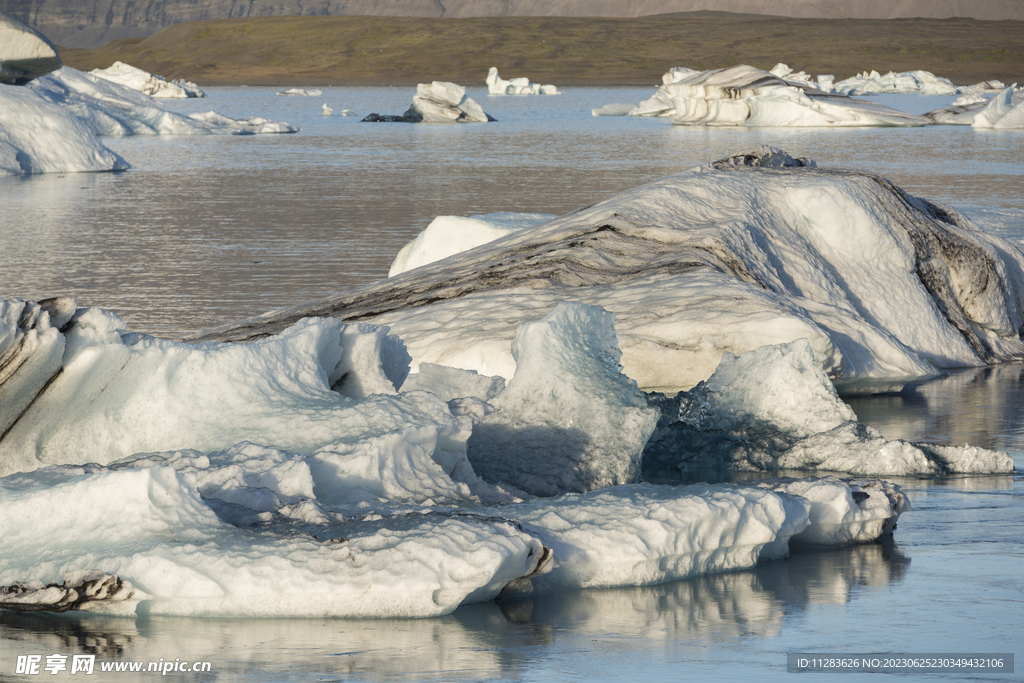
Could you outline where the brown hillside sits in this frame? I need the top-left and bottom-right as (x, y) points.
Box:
(59, 13), (1024, 86)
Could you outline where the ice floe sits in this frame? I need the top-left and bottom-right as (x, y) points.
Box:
(89, 61), (205, 98)
(29, 67), (297, 136)
(486, 67), (559, 95)
(195, 147), (1024, 397)
(389, 212), (556, 276)
(0, 12), (61, 85)
(363, 82), (494, 123)
(621, 65), (928, 126)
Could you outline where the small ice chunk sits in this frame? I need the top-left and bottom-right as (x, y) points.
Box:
(0, 13), (61, 85)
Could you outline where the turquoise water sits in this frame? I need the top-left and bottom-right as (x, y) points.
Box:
(1, 87), (1022, 682)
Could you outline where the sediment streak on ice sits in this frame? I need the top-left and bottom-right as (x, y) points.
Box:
(188, 150), (1024, 395)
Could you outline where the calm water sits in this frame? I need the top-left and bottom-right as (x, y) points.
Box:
(1, 87), (1023, 682)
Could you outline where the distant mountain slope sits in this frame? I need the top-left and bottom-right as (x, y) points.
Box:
(57, 13), (1024, 86)
(3, 0), (1024, 48)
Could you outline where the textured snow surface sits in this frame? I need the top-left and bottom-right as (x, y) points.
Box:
(642, 340), (1014, 477)
(0, 455), (906, 616)
(925, 85), (1024, 125)
(29, 67), (297, 135)
(90, 61), (205, 98)
(485, 67), (559, 95)
(0, 293), (919, 617)
(193, 148), (1024, 396)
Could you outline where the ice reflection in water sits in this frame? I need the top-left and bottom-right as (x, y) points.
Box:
(0, 542), (909, 682)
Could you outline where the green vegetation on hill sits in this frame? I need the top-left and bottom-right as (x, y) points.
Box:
(59, 12), (1024, 86)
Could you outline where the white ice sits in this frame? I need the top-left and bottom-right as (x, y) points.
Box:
(89, 61), (206, 98)
(628, 65), (928, 126)
(29, 67), (297, 136)
(650, 339), (1014, 476)
(277, 87), (323, 96)
(215, 147), (1024, 395)
(406, 81), (493, 123)
(466, 303), (660, 497)
(0, 82), (129, 174)
(971, 85), (1024, 129)
(833, 69), (958, 96)
(388, 212), (556, 276)
(0, 294), (919, 618)
(485, 67), (560, 95)
(925, 85), (1023, 126)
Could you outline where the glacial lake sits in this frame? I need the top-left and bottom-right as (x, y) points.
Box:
(1, 86), (1022, 682)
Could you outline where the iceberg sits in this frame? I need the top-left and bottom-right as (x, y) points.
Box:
(627, 65), (928, 126)
(768, 62), (834, 92)
(389, 212), (556, 276)
(0, 294), (917, 618)
(29, 67), (297, 136)
(925, 85), (1024, 126)
(277, 87), (322, 96)
(643, 339), (1014, 477)
(485, 67), (560, 95)
(0, 12), (61, 85)
(466, 303), (660, 497)
(363, 82), (494, 123)
(89, 61), (205, 98)
(833, 69), (958, 96)
(192, 147), (1024, 397)
(970, 85), (1024, 129)
(0, 82), (129, 174)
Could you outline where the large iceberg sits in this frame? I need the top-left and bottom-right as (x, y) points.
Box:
(0, 293), (915, 618)
(485, 67), (559, 95)
(925, 85), (1024, 126)
(643, 339), (1014, 477)
(832, 69), (958, 96)
(0, 12), (61, 85)
(192, 147), (1024, 397)
(626, 65), (928, 126)
(29, 67), (296, 135)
